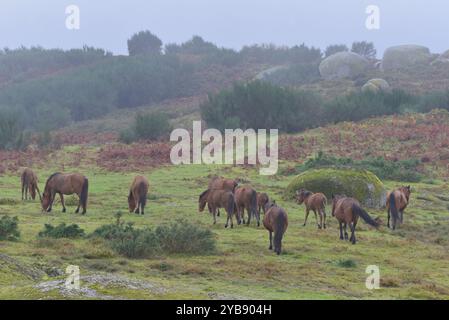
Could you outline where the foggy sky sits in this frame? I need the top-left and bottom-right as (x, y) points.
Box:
(0, 0), (447, 56)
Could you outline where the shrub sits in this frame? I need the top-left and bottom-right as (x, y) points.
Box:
(155, 219), (216, 254)
(0, 106), (27, 150)
(200, 80), (324, 133)
(38, 223), (85, 239)
(0, 216), (20, 241)
(91, 218), (216, 259)
(119, 111), (172, 143)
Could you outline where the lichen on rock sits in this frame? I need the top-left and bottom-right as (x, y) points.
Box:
(286, 168), (386, 208)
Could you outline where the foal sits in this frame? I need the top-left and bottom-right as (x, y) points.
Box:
(295, 189), (327, 229)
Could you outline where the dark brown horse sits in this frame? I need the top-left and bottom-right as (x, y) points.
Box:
(21, 168), (41, 201)
(199, 189), (237, 228)
(296, 189), (327, 229)
(42, 173), (89, 214)
(331, 195), (379, 244)
(263, 200), (288, 255)
(386, 186), (411, 230)
(235, 186), (259, 226)
(257, 192), (269, 215)
(128, 176), (149, 215)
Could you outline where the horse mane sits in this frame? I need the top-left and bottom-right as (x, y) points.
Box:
(44, 172), (61, 189)
(199, 189), (209, 200)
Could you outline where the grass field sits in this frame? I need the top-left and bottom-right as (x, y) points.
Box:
(1, 143), (449, 300)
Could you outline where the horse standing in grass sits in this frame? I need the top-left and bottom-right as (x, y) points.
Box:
(235, 186), (259, 226)
(21, 168), (41, 201)
(263, 201), (288, 255)
(386, 186), (411, 230)
(42, 173), (89, 214)
(295, 189), (327, 229)
(128, 175), (149, 215)
(331, 195), (379, 244)
(208, 176), (238, 217)
(257, 192), (269, 215)
(199, 189), (237, 228)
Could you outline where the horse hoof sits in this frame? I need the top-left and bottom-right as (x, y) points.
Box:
(62, 209), (66, 213)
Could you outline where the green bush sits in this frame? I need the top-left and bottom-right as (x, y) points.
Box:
(0, 106), (28, 150)
(38, 223), (85, 239)
(91, 218), (216, 259)
(0, 216), (20, 241)
(120, 111), (172, 142)
(201, 80), (324, 132)
(155, 220), (216, 254)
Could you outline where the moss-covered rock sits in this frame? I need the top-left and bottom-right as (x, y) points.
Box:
(319, 52), (369, 80)
(382, 45), (432, 70)
(286, 168), (386, 208)
(362, 78), (390, 93)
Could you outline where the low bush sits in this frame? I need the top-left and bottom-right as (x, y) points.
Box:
(0, 216), (20, 241)
(38, 223), (85, 239)
(91, 216), (216, 259)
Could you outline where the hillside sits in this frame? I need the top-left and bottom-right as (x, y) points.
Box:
(1, 113), (449, 298)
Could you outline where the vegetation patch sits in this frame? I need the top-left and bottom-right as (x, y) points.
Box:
(38, 223), (85, 239)
(91, 215), (216, 259)
(0, 216), (20, 241)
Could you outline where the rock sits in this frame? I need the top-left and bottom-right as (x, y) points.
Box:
(382, 45), (432, 70)
(430, 49), (449, 66)
(362, 78), (390, 93)
(286, 168), (386, 208)
(319, 52), (370, 80)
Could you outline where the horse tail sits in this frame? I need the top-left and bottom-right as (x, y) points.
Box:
(352, 204), (378, 227)
(138, 181), (147, 209)
(273, 212), (287, 254)
(389, 192), (399, 223)
(80, 178), (89, 209)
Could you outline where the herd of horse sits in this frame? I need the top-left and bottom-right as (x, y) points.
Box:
(19, 168), (411, 255)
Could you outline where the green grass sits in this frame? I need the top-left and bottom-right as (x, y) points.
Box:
(1, 148), (449, 299)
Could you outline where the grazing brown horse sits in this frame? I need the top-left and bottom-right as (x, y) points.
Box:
(42, 173), (89, 214)
(386, 186), (411, 230)
(208, 176), (238, 192)
(331, 195), (379, 244)
(263, 200), (288, 255)
(235, 186), (259, 226)
(199, 189), (237, 228)
(128, 176), (149, 215)
(208, 176), (238, 217)
(295, 189), (327, 229)
(257, 192), (269, 215)
(21, 168), (41, 201)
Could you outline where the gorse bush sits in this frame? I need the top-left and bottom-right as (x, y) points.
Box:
(201, 81), (324, 132)
(119, 111), (172, 143)
(91, 218), (216, 259)
(0, 216), (20, 241)
(298, 151), (423, 182)
(154, 221), (216, 254)
(38, 223), (85, 239)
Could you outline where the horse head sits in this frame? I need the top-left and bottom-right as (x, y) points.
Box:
(198, 189), (209, 212)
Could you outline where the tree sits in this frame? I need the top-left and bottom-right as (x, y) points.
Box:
(0, 106), (26, 150)
(127, 31), (163, 56)
(324, 44), (348, 58)
(351, 41), (377, 59)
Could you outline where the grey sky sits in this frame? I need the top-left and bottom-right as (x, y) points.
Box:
(0, 0), (447, 56)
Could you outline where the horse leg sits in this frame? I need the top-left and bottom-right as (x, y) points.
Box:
(387, 210), (390, 228)
(47, 191), (56, 212)
(344, 223), (348, 240)
(213, 208), (217, 225)
(217, 209), (220, 217)
(339, 222), (344, 240)
(246, 206), (252, 226)
(21, 182), (24, 201)
(350, 223), (356, 245)
(60, 193), (66, 213)
(269, 231), (273, 250)
(322, 209), (327, 229)
(24, 183), (28, 200)
(303, 209), (310, 227)
(319, 211), (324, 230)
(400, 210), (404, 224)
(313, 210), (321, 229)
